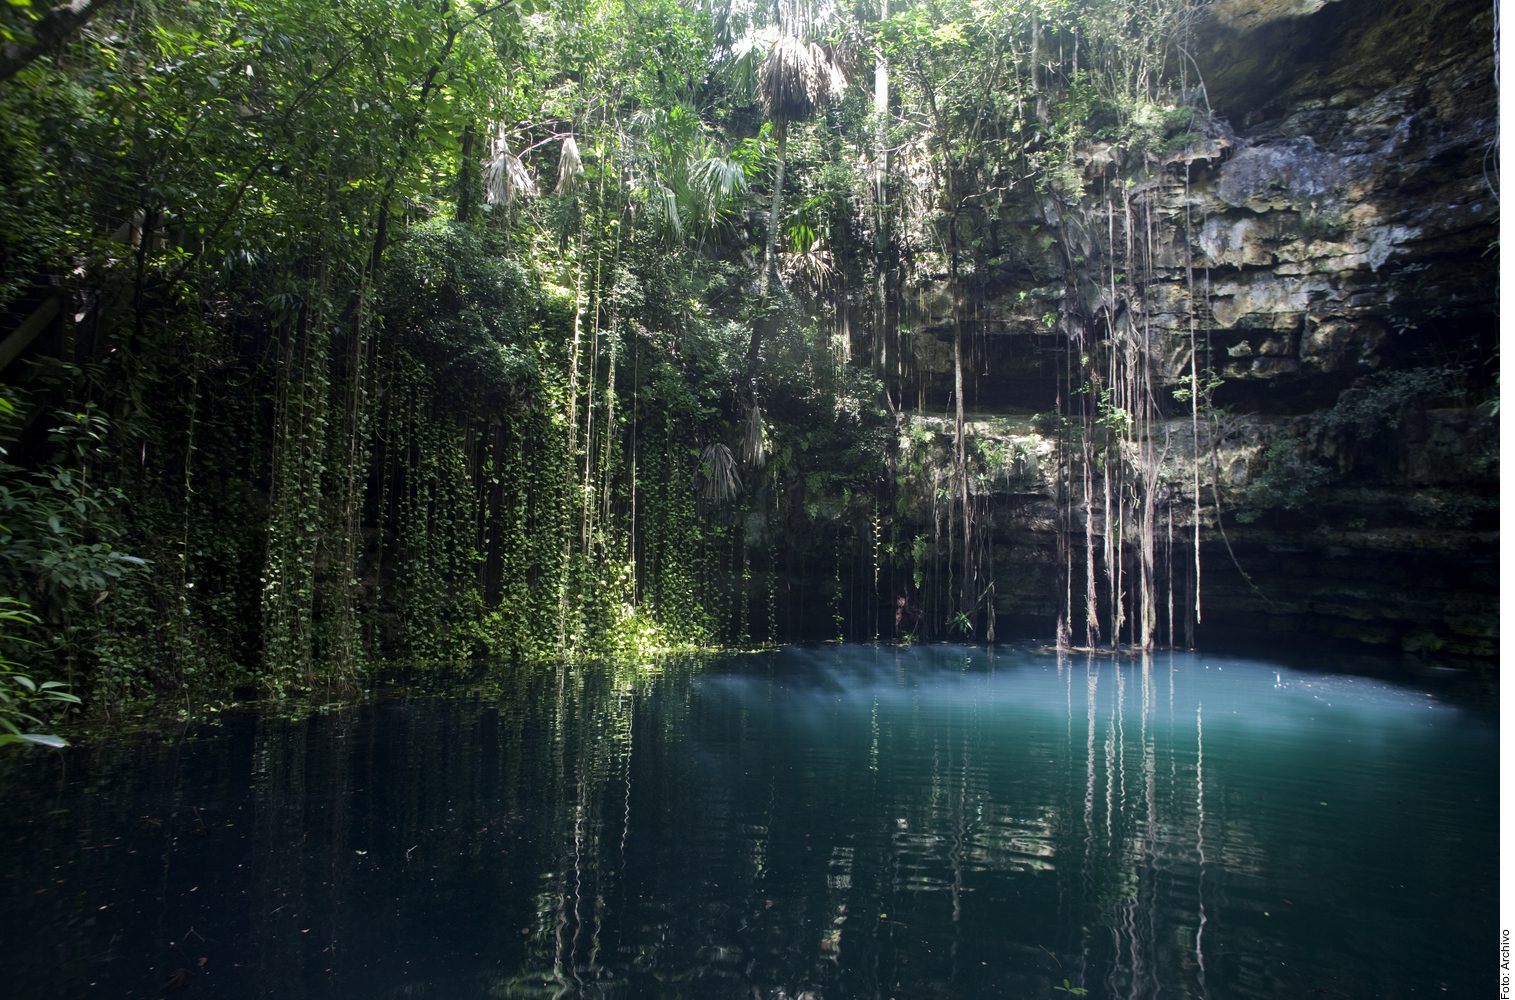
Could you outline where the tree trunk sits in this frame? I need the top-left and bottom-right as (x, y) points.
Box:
(1029, 8), (1039, 93)
(456, 128), (479, 222)
(758, 123), (788, 302)
(873, 0), (891, 377)
(749, 123), (787, 377)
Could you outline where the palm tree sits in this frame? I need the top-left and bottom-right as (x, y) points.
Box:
(757, 34), (845, 300)
(742, 31), (844, 379)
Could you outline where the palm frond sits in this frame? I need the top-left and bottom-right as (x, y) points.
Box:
(636, 178), (683, 240)
(484, 147), (537, 208)
(760, 34), (818, 124)
(724, 25), (777, 103)
(739, 404), (767, 469)
(780, 221), (834, 291)
(555, 135), (583, 196)
(781, 239), (835, 293)
(690, 155), (750, 225)
(760, 34), (846, 126)
(691, 155), (749, 201)
(811, 42), (847, 102)
(697, 443), (742, 501)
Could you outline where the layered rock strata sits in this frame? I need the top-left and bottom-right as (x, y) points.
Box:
(899, 0), (1497, 660)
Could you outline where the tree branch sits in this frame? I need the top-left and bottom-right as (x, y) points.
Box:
(0, 0), (116, 85)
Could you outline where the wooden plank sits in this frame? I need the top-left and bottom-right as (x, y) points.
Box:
(0, 215), (148, 375)
(0, 295), (61, 375)
(0, 216), (142, 375)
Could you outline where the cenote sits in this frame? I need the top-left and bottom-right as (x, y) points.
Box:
(0, 645), (1494, 999)
(0, 1), (1500, 996)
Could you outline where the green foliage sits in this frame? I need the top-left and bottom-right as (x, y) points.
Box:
(0, 392), (148, 634)
(0, 0), (1250, 701)
(1404, 490), (1492, 530)
(380, 222), (539, 409)
(1095, 387), (1132, 434)
(1030, 411), (1065, 436)
(1227, 365), (1480, 530)
(1322, 366), (1460, 435)
(0, 598), (79, 748)
(1171, 368), (1224, 406)
(1234, 437), (1332, 523)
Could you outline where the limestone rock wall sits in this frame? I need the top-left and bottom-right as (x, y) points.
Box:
(897, 0), (1497, 661)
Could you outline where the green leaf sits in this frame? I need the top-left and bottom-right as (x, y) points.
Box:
(16, 733), (67, 749)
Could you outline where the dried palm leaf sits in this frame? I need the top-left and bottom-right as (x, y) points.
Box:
(811, 42), (847, 102)
(782, 240), (835, 293)
(739, 403), (767, 469)
(484, 147), (537, 208)
(555, 135), (583, 196)
(760, 35), (847, 127)
(697, 443), (742, 501)
(760, 34), (817, 125)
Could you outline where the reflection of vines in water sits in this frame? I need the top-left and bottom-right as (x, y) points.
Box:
(1072, 653), (1214, 1000)
(23, 650), (1382, 1000)
(148, 652), (1269, 998)
(498, 661), (648, 998)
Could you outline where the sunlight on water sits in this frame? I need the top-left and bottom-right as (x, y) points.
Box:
(0, 646), (1495, 999)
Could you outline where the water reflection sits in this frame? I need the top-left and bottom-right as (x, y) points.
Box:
(0, 647), (1494, 999)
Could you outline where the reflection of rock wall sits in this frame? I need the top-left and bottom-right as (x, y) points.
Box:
(899, 0), (1497, 659)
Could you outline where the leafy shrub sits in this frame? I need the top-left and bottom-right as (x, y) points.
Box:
(0, 395), (148, 631)
(378, 222), (541, 410)
(1235, 437), (1333, 523)
(0, 598), (78, 748)
(1323, 366), (1459, 434)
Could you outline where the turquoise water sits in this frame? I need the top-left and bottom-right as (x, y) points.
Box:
(0, 646), (1495, 998)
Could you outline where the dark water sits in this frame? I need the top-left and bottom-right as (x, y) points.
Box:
(0, 646), (1495, 999)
